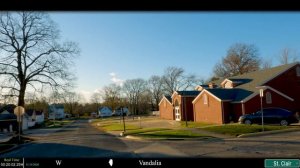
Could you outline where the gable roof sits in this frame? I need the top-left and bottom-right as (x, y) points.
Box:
(0, 104), (17, 114)
(165, 95), (172, 103)
(25, 109), (44, 116)
(208, 62), (299, 102)
(176, 91), (200, 96)
(99, 106), (112, 111)
(158, 95), (172, 106)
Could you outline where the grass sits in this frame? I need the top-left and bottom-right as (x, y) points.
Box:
(137, 129), (211, 139)
(124, 128), (170, 135)
(180, 121), (215, 128)
(97, 123), (140, 131)
(44, 119), (74, 129)
(201, 124), (293, 136)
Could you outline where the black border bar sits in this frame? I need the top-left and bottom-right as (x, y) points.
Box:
(0, 158), (272, 168)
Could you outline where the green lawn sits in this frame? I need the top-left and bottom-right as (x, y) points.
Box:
(137, 129), (212, 139)
(97, 123), (140, 131)
(180, 121), (215, 128)
(201, 124), (292, 136)
(125, 128), (170, 135)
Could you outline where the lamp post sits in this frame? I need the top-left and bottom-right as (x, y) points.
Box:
(256, 86), (265, 132)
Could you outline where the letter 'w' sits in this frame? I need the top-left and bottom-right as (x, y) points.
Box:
(56, 160), (62, 166)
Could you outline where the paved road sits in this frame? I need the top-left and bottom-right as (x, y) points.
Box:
(1, 119), (300, 158)
(1, 120), (135, 158)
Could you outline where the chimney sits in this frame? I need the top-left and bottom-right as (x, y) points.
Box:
(209, 82), (216, 89)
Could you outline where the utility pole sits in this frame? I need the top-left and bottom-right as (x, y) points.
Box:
(122, 107), (126, 133)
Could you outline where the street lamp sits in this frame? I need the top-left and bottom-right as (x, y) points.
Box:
(256, 86), (265, 132)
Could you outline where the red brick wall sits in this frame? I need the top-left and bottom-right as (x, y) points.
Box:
(193, 92), (223, 124)
(243, 89), (295, 115)
(265, 65), (300, 111)
(159, 99), (173, 120)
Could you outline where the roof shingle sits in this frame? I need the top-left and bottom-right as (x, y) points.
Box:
(207, 62), (299, 101)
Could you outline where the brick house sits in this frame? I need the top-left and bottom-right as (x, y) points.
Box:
(159, 95), (173, 120)
(159, 91), (199, 121)
(192, 62), (300, 124)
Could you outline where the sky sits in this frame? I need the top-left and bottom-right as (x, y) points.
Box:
(49, 12), (300, 102)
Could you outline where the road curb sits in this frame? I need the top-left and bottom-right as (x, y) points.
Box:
(237, 128), (300, 138)
(125, 135), (214, 141)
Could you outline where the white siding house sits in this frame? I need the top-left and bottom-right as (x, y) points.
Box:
(48, 104), (65, 119)
(98, 107), (113, 117)
(25, 110), (45, 127)
(113, 107), (130, 116)
(35, 112), (45, 124)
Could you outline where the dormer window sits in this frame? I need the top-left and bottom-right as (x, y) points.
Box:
(296, 66), (300, 77)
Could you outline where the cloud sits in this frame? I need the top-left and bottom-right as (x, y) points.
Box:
(109, 72), (124, 86)
(78, 90), (92, 103)
(79, 88), (103, 103)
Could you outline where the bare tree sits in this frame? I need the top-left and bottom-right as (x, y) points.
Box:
(122, 78), (147, 115)
(279, 48), (299, 65)
(148, 75), (163, 111)
(48, 91), (64, 104)
(62, 91), (82, 116)
(162, 66), (199, 95)
(0, 12), (79, 106)
(102, 84), (121, 112)
(261, 58), (273, 70)
(90, 91), (102, 113)
(213, 43), (261, 78)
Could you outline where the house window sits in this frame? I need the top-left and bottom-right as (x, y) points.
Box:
(203, 94), (208, 105)
(266, 92), (272, 104)
(297, 66), (300, 77)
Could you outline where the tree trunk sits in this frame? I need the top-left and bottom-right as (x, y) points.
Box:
(18, 84), (26, 107)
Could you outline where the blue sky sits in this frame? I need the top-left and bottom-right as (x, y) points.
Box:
(50, 12), (300, 101)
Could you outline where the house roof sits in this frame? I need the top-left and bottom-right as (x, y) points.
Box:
(99, 106), (112, 111)
(49, 104), (64, 108)
(158, 95), (172, 106)
(0, 104), (16, 114)
(25, 109), (43, 116)
(206, 88), (253, 101)
(176, 91), (200, 96)
(208, 62), (299, 102)
(165, 95), (172, 103)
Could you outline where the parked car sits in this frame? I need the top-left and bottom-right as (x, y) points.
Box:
(238, 108), (299, 126)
